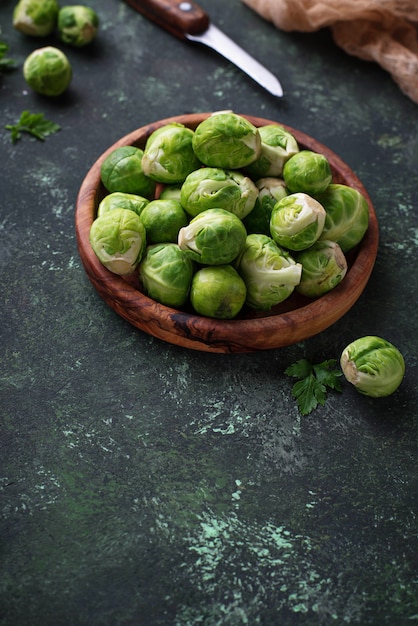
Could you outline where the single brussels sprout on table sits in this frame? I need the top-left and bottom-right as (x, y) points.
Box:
(235, 234), (302, 310)
(283, 150), (332, 195)
(23, 46), (72, 96)
(190, 265), (247, 319)
(296, 240), (347, 297)
(180, 167), (258, 220)
(270, 192), (326, 251)
(315, 183), (369, 252)
(101, 146), (156, 198)
(245, 124), (299, 179)
(13, 0), (59, 36)
(192, 112), (261, 169)
(58, 5), (99, 47)
(139, 243), (194, 308)
(140, 199), (188, 243)
(243, 177), (288, 236)
(97, 192), (149, 218)
(141, 123), (201, 184)
(178, 208), (247, 266)
(340, 336), (405, 397)
(89, 208), (146, 276)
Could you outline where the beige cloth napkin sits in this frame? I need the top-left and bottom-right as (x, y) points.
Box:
(242, 0), (418, 104)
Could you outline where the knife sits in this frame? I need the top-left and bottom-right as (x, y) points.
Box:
(124, 0), (284, 97)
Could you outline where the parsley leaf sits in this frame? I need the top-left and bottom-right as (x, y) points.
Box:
(5, 111), (61, 143)
(0, 41), (17, 72)
(284, 358), (343, 415)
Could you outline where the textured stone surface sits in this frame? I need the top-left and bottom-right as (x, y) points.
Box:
(1, 1), (417, 624)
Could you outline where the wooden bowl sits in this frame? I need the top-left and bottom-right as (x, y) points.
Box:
(75, 113), (379, 353)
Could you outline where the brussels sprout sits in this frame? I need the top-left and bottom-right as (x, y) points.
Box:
(190, 265), (246, 319)
(180, 167), (258, 220)
(270, 192), (326, 251)
(340, 336), (405, 397)
(243, 177), (288, 236)
(100, 146), (156, 198)
(58, 5), (99, 47)
(140, 199), (188, 243)
(192, 112), (261, 169)
(13, 0), (59, 36)
(315, 183), (369, 252)
(159, 184), (182, 202)
(295, 240), (347, 297)
(139, 243), (194, 308)
(141, 123), (201, 184)
(97, 192), (149, 218)
(283, 150), (332, 195)
(23, 46), (72, 96)
(89, 208), (146, 275)
(245, 125), (299, 179)
(235, 234), (302, 310)
(178, 208), (247, 265)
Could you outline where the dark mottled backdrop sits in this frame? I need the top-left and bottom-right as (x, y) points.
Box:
(1, 0), (417, 624)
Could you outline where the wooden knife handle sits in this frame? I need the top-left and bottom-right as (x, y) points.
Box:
(124, 0), (210, 39)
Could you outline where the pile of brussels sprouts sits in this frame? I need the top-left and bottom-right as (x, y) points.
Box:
(13, 0), (99, 95)
(89, 111), (370, 320)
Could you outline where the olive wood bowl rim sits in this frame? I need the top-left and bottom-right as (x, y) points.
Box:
(75, 113), (379, 353)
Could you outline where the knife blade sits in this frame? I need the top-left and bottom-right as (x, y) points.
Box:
(124, 0), (284, 97)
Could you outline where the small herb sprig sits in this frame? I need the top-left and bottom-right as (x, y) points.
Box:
(284, 358), (343, 415)
(0, 41), (17, 72)
(5, 110), (61, 143)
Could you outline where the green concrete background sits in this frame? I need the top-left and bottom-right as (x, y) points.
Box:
(1, 0), (417, 624)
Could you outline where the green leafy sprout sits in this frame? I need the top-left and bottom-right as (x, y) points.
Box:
(5, 110), (61, 143)
(284, 358), (343, 415)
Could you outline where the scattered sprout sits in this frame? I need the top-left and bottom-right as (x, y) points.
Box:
(23, 46), (72, 96)
(142, 123), (201, 184)
(97, 192), (149, 218)
(316, 183), (370, 252)
(340, 336), (405, 397)
(100, 146), (156, 198)
(13, 0), (59, 36)
(243, 177), (288, 236)
(235, 234), (302, 310)
(178, 208), (247, 265)
(139, 198), (188, 243)
(58, 5), (99, 47)
(139, 243), (194, 308)
(190, 265), (247, 319)
(283, 150), (332, 195)
(192, 111), (261, 169)
(270, 192), (326, 251)
(89, 208), (146, 275)
(180, 167), (258, 219)
(296, 240), (347, 298)
(245, 124), (299, 179)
